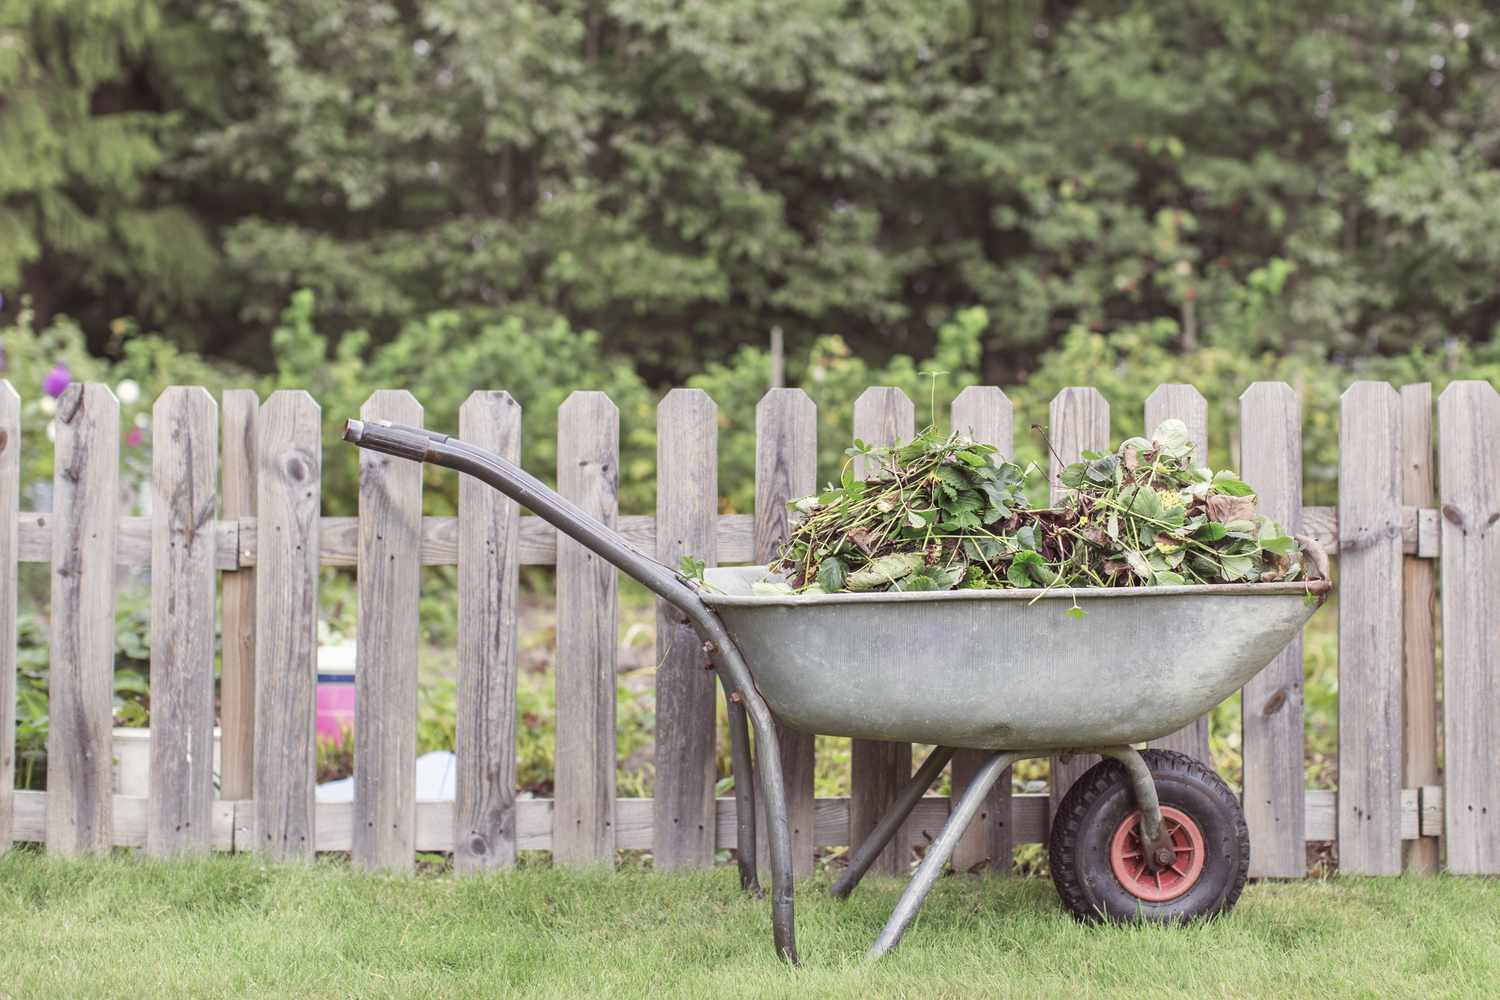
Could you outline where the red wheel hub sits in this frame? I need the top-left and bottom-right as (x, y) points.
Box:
(1108, 805), (1205, 902)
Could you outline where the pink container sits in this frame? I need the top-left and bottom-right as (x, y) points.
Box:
(316, 647), (356, 746)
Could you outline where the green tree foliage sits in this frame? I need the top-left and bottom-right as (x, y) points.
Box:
(8, 2), (1500, 380)
(0, 0), (222, 341)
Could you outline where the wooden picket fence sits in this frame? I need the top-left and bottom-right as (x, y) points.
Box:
(1, 378), (1497, 878)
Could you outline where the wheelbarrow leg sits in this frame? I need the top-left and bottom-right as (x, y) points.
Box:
(866, 750), (1021, 960)
(830, 745), (957, 900)
(1095, 745), (1174, 862)
(713, 642), (800, 964)
(721, 673), (762, 896)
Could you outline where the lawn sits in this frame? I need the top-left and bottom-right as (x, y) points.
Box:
(1, 851), (1493, 999)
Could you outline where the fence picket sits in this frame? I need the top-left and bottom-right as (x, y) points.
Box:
(1047, 387), (1108, 817)
(219, 389), (259, 801)
(146, 388), (219, 857)
(0, 382), (17, 851)
(850, 387), (916, 874)
(554, 392), (618, 865)
(950, 386), (1014, 875)
(252, 391), (321, 860)
(46, 383), (119, 855)
(1338, 381), (1404, 875)
(753, 388), (818, 875)
(1144, 385), (1213, 764)
(1438, 380), (1500, 873)
(354, 390), (424, 872)
(654, 389), (719, 869)
(1238, 382), (1305, 877)
(1400, 384), (1439, 874)
(454, 391), (522, 872)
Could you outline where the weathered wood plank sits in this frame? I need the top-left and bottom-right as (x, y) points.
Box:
(17, 792), (234, 850)
(17, 513), (238, 567)
(229, 513), (752, 567)
(654, 389), (719, 870)
(14, 504), (1431, 570)
(252, 391), (321, 861)
(1239, 382), (1306, 878)
(554, 392), (618, 865)
(752, 388), (817, 875)
(454, 391), (521, 872)
(146, 388), (219, 857)
(218, 390), (258, 801)
(1438, 380), (1500, 873)
(950, 386), (1015, 875)
(46, 383), (119, 855)
(1399, 384), (1439, 874)
(0, 382), (17, 851)
(850, 387), (916, 875)
(353, 391), (424, 872)
(1145, 384), (1212, 764)
(11, 787), (1428, 854)
(1338, 381), (1404, 875)
(1047, 387), (1109, 816)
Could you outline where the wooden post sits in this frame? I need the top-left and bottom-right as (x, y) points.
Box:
(1047, 387), (1108, 817)
(554, 392), (618, 865)
(1238, 382), (1305, 877)
(850, 387), (915, 874)
(950, 386), (1014, 874)
(0, 382), (18, 851)
(1437, 380), (1500, 873)
(1145, 385), (1213, 764)
(753, 388), (817, 875)
(46, 383), (119, 855)
(219, 389), (259, 802)
(354, 390), (424, 872)
(252, 391), (321, 861)
(1338, 381), (1403, 875)
(1400, 384), (1439, 874)
(146, 387), (219, 857)
(454, 391), (521, 872)
(654, 389), (719, 869)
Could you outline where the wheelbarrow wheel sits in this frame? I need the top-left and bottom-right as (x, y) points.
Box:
(1049, 749), (1249, 924)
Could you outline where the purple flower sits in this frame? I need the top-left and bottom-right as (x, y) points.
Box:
(126, 426), (144, 448)
(43, 363), (70, 398)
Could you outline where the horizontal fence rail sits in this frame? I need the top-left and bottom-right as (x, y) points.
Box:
(0, 378), (1493, 877)
(4, 506), (1444, 570)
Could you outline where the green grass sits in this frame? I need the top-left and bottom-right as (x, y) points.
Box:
(1, 851), (1494, 999)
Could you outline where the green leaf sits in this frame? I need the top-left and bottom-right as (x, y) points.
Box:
(1219, 553), (1255, 581)
(1212, 470), (1255, 496)
(1059, 462), (1086, 489)
(1193, 521), (1228, 541)
(1259, 534), (1296, 555)
(815, 556), (847, 592)
(847, 552), (926, 591)
(1149, 419), (1194, 459)
(1007, 550), (1041, 587)
(1153, 570), (1186, 586)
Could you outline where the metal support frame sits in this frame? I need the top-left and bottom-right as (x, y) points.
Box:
(831, 744), (1166, 959)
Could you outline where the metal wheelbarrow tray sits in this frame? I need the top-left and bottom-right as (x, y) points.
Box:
(344, 418), (1331, 965)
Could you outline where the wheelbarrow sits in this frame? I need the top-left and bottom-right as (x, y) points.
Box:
(343, 418), (1331, 964)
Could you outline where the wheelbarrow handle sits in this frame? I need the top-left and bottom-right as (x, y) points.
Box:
(347, 418), (705, 614)
(343, 418), (801, 964)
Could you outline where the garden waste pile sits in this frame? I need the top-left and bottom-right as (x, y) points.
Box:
(763, 420), (1327, 595)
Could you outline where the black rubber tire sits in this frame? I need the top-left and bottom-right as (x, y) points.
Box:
(1048, 749), (1249, 924)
